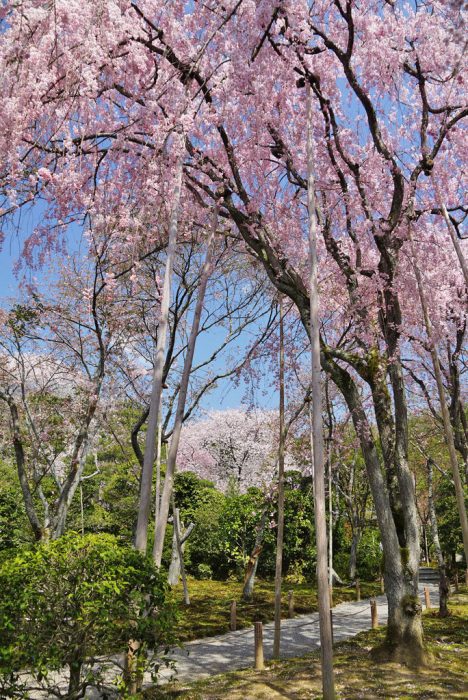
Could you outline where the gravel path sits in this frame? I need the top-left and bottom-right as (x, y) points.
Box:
(157, 582), (439, 685)
(20, 583), (439, 697)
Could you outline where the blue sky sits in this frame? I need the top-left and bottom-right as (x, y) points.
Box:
(0, 217), (278, 413)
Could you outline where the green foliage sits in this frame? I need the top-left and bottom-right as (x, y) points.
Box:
(177, 471), (315, 582)
(0, 533), (176, 698)
(436, 476), (466, 562)
(196, 564), (213, 580)
(0, 461), (31, 551)
(174, 471), (217, 519)
(356, 528), (382, 580)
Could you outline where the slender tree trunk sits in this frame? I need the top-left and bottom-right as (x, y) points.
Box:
(53, 436), (90, 538)
(242, 509), (268, 601)
(67, 660), (82, 699)
(153, 205), (218, 566)
(1, 392), (44, 540)
(135, 154), (183, 553)
(423, 525), (429, 565)
(273, 296), (286, 658)
(409, 230), (468, 566)
(306, 84), (335, 699)
(427, 459), (449, 617)
(328, 449), (333, 591)
(172, 503), (190, 604)
(168, 516), (194, 586)
(154, 405), (163, 545)
(349, 529), (360, 581)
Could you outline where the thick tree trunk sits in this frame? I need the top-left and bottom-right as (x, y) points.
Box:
(324, 358), (424, 663)
(384, 576), (423, 661)
(427, 459), (449, 617)
(153, 206), (217, 566)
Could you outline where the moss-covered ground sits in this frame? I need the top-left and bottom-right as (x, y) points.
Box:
(150, 588), (468, 699)
(170, 577), (381, 642)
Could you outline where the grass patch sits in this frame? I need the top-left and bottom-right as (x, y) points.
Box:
(150, 588), (468, 699)
(170, 578), (381, 642)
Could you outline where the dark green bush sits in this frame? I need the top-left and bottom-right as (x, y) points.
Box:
(0, 532), (176, 699)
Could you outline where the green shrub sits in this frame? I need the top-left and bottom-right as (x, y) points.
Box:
(356, 529), (382, 580)
(0, 532), (176, 698)
(196, 563), (213, 580)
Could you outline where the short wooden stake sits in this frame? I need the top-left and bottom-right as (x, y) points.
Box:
(124, 638), (141, 693)
(230, 600), (237, 631)
(465, 569), (468, 586)
(254, 621), (264, 671)
(380, 576), (385, 594)
(329, 584), (333, 608)
(288, 589), (294, 619)
(356, 579), (361, 602)
(330, 609), (334, 645)
(424, 586), (431, 609)
(370, 598), (379, 629)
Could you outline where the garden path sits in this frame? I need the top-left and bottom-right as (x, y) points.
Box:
(155, 582), (439, 686)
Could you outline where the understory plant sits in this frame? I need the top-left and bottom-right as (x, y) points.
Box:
(0, 532), (176, 699)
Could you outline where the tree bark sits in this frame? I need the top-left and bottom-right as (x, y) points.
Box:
(349, 529), (360, 581)
(242, 508), (268, 601)
(168, 516), (194, 586)
(153, 204), (218, 566)
(273, 296), (286, 658)
(306, 84), (335, 699)
(67, 660), (82, 699)
(172, 503), (190, 604)
(1, 392), (44, 540)
(135, 151), (183, 553)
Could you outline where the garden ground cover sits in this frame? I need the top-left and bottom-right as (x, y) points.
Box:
(171, 578), (382, 642)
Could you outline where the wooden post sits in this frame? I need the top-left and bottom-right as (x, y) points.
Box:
(356, 579), (361, 602)
(230, 600), (237, 631)
(329, 584), (333, 608)
(288, 590), (294, 619)
(465, 569), (468, 586)
(330, 610), (334, 645)
(380, 576), (384, 594)
(424, 587), (431, 610)
(370, 598), (379, 629)
(124, 638), (141, 694)
(254, 621), (264, 671)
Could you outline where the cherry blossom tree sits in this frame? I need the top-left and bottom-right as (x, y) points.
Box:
(0, 0), (467, 679)
(0, 251), (128, 540)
